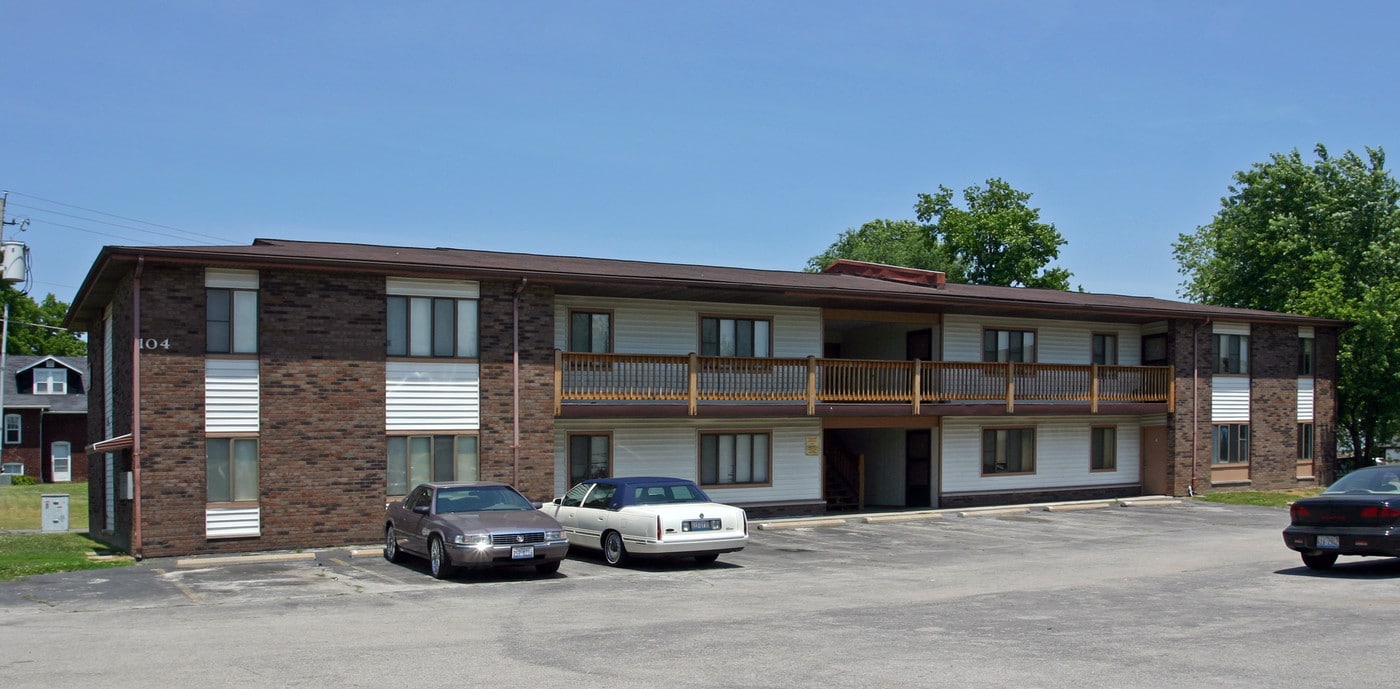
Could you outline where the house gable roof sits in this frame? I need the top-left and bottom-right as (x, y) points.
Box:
(2, 355), (88, 413)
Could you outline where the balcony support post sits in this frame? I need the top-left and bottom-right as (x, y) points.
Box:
(1005, 361), (1016, 414)
(554, 349), (563, 415)
(911, 359), (921, 415)
(806, 356), (817, 416)
(1090, 362), (1099, 414)
(688, 352), (699, 416)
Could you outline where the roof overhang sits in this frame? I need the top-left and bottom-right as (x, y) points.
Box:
(87, 433), (133, 454)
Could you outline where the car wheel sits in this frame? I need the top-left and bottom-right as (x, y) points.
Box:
(384, 525), (403, 563)
(603, 531), (629, 567)
(694, 553), (719, 566)
(429, 537), (455, 579)
(535, 560), (561, 575)
(1302, 551), (1338, 570)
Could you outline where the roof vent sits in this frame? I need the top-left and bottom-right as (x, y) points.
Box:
(820, 259), (947, 289)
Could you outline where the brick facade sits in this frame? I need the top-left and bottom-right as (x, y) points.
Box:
(1247, 323), (1300, 489)
(477, 280), (556, 502)
(1167, 319), (1212, 496)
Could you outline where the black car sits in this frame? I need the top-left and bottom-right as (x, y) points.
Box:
(1283, 465), (1400, 570)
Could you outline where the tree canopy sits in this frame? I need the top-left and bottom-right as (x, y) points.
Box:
(807, 178), (1072, 290)
(0, 285), (86, 356)
(1174, 144), (1400, 462)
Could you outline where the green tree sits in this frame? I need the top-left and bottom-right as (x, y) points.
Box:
(807, 178), (1072, 290)
(0, 285), (86, 356)
(1174, 144), (1400, 462)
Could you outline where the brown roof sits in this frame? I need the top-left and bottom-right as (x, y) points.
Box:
(65, 238), (1348, 328)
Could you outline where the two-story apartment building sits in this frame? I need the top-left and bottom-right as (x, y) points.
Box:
(65, 239), (1343, 558)
(1, 355), (88, 482)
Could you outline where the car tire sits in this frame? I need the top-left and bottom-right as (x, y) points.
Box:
(429, 536), (455, 580)
(603, 531), (629, 567)
(694, 553), (719, 566)
(1302, 551), (1338, 570)
(536, 560), (561, 575)
(384, 525), (403, 563)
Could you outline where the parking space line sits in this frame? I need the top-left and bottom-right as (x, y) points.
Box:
(152, 568), (204, 603)
(329, 557), (408, 584)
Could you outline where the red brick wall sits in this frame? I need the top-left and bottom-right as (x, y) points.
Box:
(1167, 319), (1212, 496)
(1313, 327), (1340, 484)
(1248, 323), (1299, 489)
(81, 274), (135, 554)
(478, 280), (556, 502)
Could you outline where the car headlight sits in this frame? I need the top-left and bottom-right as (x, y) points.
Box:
(545, 530), (564, 541)
(453, 533), (490, 546)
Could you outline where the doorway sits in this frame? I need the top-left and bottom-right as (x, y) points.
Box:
(1140, 426), (1169, 495)
(905, 429), (932, 507)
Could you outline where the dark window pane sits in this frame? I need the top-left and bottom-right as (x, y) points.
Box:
(701, 318), (719, 356)
(432, 435), (455, 481)
(433, 299), (455, 357)
(387, 297), (407, 356)
(736, 319), (754, 357)
(571, 313), (591, 352)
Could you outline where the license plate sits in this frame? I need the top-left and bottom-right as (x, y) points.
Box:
(683, 519), (722, 532)
(1316, 535), (1339, 549)
(511, 545), (534, 559)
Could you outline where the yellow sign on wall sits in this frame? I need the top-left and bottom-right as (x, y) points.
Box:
(805, 436), (820, 456)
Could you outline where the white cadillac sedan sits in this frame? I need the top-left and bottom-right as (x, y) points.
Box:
(541, 476), (748, 566)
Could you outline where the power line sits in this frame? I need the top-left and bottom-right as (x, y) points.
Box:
(6, 201), (232, 245)
(3, 191), (238, 244)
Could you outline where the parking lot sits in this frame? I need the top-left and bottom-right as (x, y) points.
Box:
(3, 500), (1397, 688)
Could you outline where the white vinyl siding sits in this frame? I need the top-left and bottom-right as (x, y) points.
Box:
(386, 362), (480, 432)
(552, 417), (821, 504)
(1298, 377), (1315, 421)
(1212, 376), (1251, 423)
(554, 296), (821, 357)
(205, 359), (260, 432)
(205, 506), (261, 539)
(943, 314), (1142, 365)
(1213, 322), (1250, 337)
(941, 416), (1141, 493)
(386, 277), (480, 299)
(205, 268), (259, 290)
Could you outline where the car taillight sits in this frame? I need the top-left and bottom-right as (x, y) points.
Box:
(1360, 505), (1400, 520)
(1291, 504), (1311, 520)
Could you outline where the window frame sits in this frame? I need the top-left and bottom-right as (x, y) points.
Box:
(699, 315), (773, 358)
(981, 427), (1037, 476)
(206, 287), (259, 355)
(1297, 422), (1315, 461)
(568, 310), (614, 354)
(698, 430), (773, 488)
(1090, 426), (1117, 472)
(1212, 334), (1249, 375)
(566, 432), (613, 487)
(385, 433), (480, 496)
(32, 368), (69, 395)
(3, 414), (20, 444)
(1298, 337), (1315, 376)
(1091, 333), (1119, 366)
(982, 329), (1038, 364)
(1212, 424), (1250, 465)
(386, 295), (480, 359)
(1141, 333), (1169, 366)
(206, 436), (260, 504)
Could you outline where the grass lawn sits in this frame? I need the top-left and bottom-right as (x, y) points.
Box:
(0, 482), (89, 530)
(1195, 487), (1325, 508)
(0, 532), (132, 581)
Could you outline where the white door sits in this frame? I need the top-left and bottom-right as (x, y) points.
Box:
(51, 441), (72, 483)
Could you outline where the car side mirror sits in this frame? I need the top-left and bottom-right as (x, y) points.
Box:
(412, 505), (429, 515)
(552, 498), (562, 505)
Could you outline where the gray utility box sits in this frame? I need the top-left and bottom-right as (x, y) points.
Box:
(41, 494), (70, 532)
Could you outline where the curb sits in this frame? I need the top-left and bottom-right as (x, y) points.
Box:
(175, 552), (316, 568)
(956, 507), (1031, 518)
(755, 517), (850, 530)
(1044, 502), (1113, 512)
(861, 512), (944, 524)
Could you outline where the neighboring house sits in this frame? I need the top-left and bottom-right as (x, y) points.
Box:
(64, 239), (1345, 558)
(1, 355), (89, 482)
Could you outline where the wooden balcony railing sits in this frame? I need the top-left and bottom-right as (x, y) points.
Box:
(554, 351), (1175, 416)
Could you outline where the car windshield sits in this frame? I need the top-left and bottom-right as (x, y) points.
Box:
(435, 486), (534, 513)
(1324, 468), (1400, 494)
(629, 483), (711, 505)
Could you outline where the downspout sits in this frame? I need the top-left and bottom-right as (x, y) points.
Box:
(512, 279), (527, 488)
(1190, 317), (1211, 497)
(131, 257), (144, 559)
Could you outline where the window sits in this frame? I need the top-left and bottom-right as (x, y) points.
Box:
(983, 330), (1036, 363)
(1213, 424), (1249, 464)
(700, 432), (771, 486)
(386, 435), (479, 495)
(982, 428), (1035, 474)
(1297, 423), (1314, 460)
(1091, 334), (1118, 366)
(1141, 333), (1168, 366)
(51, 441), (71, 479)
(701, 317), (771, 357)
(569, 311), (612, 353)
(33, 368), (69, 394)
(207, 438), (259, 503)
(3, 414), (20, 444)
(1298, 337), (1315, 376)
(1213, 334), (1249, 374)
(386, 296), (479, 358)
(207, 288), (259, 354)
(568, 434), (611, 486)
(1091, 427), (1116, 471)
(581, 483), (616, 509)
(560, 482), (592, 507)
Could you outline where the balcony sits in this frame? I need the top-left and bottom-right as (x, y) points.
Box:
(554, 352), (1174, 416)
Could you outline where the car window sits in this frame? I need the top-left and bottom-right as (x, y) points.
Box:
(408, 487), (432, 511)
(561, 482), (591, 508)
(581, 484), (616, 509)
(668, 484), (709, 503)
(1326, 469), (1400, 494)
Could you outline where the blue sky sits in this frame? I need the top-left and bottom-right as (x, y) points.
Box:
(3, 2), (1395, 303)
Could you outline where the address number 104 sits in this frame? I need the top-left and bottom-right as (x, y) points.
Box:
(138, 339), (171, 350)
